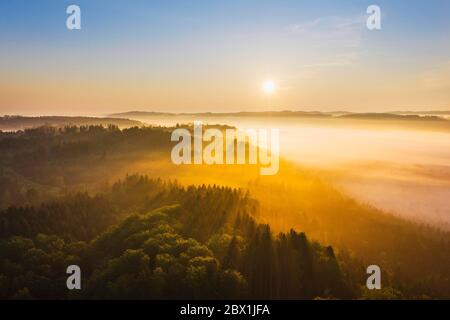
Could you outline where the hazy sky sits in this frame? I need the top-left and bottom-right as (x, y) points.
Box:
(1, 0), (449, 115)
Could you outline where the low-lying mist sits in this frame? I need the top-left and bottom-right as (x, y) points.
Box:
(131, 115), (450, 228)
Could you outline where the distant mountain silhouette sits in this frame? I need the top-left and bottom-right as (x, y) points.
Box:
(338, 113), (447, 121)
(109, 110), (330, 118)
(109, 110), (450, 122)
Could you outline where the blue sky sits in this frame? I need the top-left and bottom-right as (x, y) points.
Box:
(0, 0), (449, 114)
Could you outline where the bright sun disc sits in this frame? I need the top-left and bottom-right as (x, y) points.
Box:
(263, 80), (275, 94)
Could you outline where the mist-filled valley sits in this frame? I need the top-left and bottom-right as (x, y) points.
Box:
(110, 113), (450, 229)
(0, 117), (449, 299)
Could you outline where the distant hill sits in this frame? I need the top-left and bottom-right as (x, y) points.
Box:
(109, 110), (331, 118)
(338, 112), (447, 121)
(392, 110), (450, 116)
(109, 110), (450, 121)
(0, 116), (143, 131)
(109, 111), (175, 117)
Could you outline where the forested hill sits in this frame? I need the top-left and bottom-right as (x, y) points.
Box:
(0, 116), (142, 131)
(0, 175), (351, 299)
(0, 125), (449, 299)
(0, 125), (174, 209)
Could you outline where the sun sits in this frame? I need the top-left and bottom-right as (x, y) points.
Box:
(262, 80), (275, 94)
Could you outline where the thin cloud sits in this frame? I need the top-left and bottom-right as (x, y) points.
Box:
(287, 15), (366, 47)
(288, 18), (322, 33)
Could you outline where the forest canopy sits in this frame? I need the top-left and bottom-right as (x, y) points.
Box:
(0, 175), (350, 299)
(0, 125), (449, 299)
